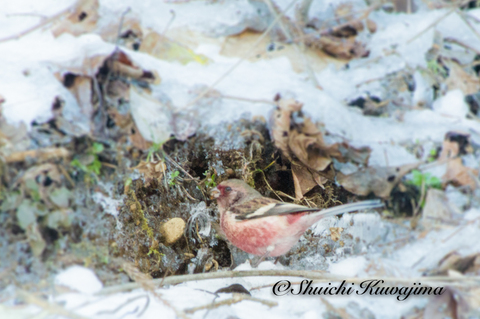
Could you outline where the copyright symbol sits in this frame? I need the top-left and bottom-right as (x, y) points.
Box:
(272, 280), (291, 296)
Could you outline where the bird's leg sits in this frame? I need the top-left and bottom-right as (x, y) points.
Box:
(251, 253), (269, 268)
(251, 245), (274, 268)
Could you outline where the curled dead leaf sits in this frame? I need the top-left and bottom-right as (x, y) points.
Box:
(270, 97), (371, 199)
(316, 36), (368, 60)
(52, 0), (99, 37)
(444, 59), (480, 95)
(431, 252), (480, 276)
(291, 164), (328, 200)
(424, 286), (480, 319)
(443, 157), (478, 190)
(422, 189), (452, 224)
(337, 162), (422, 198)
(438, 131), (472, 160)
(270, 97), (339, 199)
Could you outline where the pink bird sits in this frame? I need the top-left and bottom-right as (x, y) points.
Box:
(211, 179), (383, 259)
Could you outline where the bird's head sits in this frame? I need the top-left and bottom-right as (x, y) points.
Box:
(210, 179), (260, 210)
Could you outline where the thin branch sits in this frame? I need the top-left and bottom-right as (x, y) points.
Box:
(263, 0), (320, 88)
(456, 9), (480, 42)
(406, 3), (469, 44)
(3, 147), (70, 163)
(220, 94), (276, 105)
(0, 6), (72, 43)
(97, 269), (480, 295)
(444, 37), (480, 56)
(162, 10), (176, 36)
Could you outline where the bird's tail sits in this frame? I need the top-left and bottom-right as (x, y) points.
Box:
(312, 200), (383, 219)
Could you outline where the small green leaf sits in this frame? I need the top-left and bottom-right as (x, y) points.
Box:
(88, 159), (102, 175)
(91, 142), (104, 154)
(169, 170), (180, 186)
(71, 158), (88, 172)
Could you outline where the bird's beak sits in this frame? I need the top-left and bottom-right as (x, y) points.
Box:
(210, 187), (220, 199)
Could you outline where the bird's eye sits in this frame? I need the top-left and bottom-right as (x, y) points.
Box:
(225, 187), (232, 192)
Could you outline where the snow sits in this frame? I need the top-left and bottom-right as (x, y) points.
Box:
(55, 265), (103, 294)
(329, 256), (366, 277)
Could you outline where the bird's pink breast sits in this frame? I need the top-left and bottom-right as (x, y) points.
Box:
(220, 211), (313, 257)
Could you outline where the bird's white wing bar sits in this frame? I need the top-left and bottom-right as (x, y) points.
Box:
(237, 202), (319, 220)
(243, 203), (277, 219)
(235, 200), (383, 220)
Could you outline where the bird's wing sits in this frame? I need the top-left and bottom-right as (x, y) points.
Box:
(232, 198), (319, 221)
(232, 198), (384, 221)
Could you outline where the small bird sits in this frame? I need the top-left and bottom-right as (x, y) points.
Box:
(211, 179), (383, 259)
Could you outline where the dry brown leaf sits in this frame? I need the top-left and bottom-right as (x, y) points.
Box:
(107, 108), (131, 130)
(57, 50), (158, 85)
(337, 162), (422, 198)
(98, 16), (143, 47)
(422, 189), (452, 223)
(438, 131), (472, 160)
(270, 97), (343, 198)
(439, 139), (461, 160)
(445, 59), (480, 95)
(424, 287), (458, 319)
(65, 75), (94, 130)
(110, 51), (160, 84)
(335, 143), (371, 165)
(437, 131), (477, 189)
(443, 157), (478, 190)
(52, 0), (99, 37)
(220, 30), (340, 73)
(270, 97), (371, 199)
(424, 286), (480, 319)
(288, 130), (332, 172)
(432, 252), (480, 276)
(269, 98), (303, 160)
(291, 164), (327, 199)
(317, 36), (366, 60)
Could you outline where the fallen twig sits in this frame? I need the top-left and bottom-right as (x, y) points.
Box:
(406, 2), (470, 44)
(0, 6), (72, 43)
(97, 269), (480, 295)
(3, 147), (70, 163)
